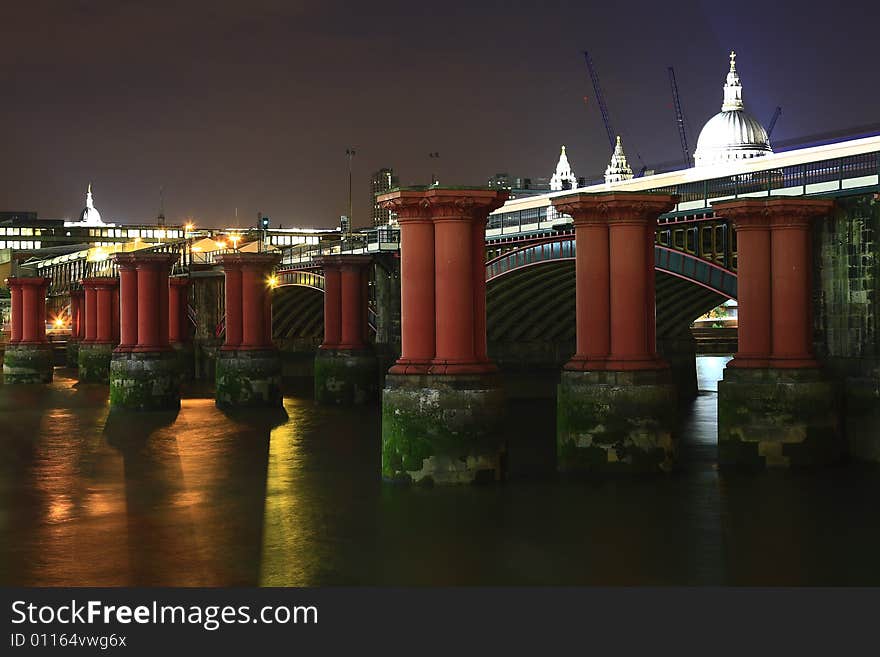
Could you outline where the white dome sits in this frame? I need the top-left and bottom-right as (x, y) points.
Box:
(78, 183), (104, 224)
(694, 110), (771, 165)
(693, 51), (772, 167)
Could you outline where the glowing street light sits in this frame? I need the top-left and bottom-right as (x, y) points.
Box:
(267, 275), (279, 288)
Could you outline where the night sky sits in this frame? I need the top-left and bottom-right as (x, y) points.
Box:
(2, 0), (878, 229)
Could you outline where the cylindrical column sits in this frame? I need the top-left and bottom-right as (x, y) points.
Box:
(136, 263), (160, 349)
(17, 280), (49, 344)
(83, 285), (97, 343)
(9, 283), (22, 344)
(241, 265), (266, 348)
(398, 219), (435, 368)
(433, 218), (475, 364)
(117, 265), (138, 350)
(95, 283), (115, 343)
(223, 265), (243, 349)
(575, 221), (610, 363)
(609, 220), (652, 362)
(766, 199), (833, 367)
(339, 264), (366, 349)
(322, 266), (342, 348)
(69, 292), (81, 339)
(771, 223), (812, 363)
(112, 288), (120, 344)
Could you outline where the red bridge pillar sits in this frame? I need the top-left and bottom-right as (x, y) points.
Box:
(78, 278), (119, 383)
(713, 197), (839, 468)
(168, 277), (194, 381)
(3, 277), (52, 383)
(377, 187), (508, 484)
(215, 253), (282, 408)
(313, 255), (377, 405)
(66, 289), (85, 368)
(109, 253), (180, 410)
(551, 192), (678, 474)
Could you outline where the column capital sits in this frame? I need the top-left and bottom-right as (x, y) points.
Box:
(552, 191), (677, 226)
(112, 252), (178, 270)
(378, 187), (508, 224)
(314, 255), (373, 271)
(81, 277), (119, 289)
(5, 277), (49, 289)
(216, 252), (280, 271)
(712, 196), (835, 230)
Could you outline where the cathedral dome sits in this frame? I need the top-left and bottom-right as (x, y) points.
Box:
(694, 51), (772, 167)
(78, 183), (103, 224)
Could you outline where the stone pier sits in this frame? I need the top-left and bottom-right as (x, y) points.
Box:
(378, 187), (508, 484)
(551, 192), (678, 474)
(77, 278), (118, 383)
(109, 253), (180, 411)
(3, 277), (53, 384)
(714, 198), (841, 468)
(313, 256), (378, 405)
(215, 253), (282, 408)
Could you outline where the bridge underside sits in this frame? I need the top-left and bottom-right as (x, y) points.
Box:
(486, 261), (727, 397)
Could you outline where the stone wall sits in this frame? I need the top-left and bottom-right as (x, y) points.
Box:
(813, 193), (880, 461)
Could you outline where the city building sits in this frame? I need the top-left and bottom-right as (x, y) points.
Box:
(371, 168), (399, 226)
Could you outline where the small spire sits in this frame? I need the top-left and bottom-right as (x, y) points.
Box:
(604, 135), (633, 184)
(721, 49), (744, 112)
(86, 183), (94, 209)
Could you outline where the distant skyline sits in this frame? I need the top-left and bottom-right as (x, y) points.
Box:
(2, 0), (878, 228)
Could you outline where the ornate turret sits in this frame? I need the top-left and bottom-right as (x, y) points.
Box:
(550, 145), (579, 191)
(604, 136), (634, 184)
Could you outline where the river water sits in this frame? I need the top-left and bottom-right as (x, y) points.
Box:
(2, 356), (879, 586)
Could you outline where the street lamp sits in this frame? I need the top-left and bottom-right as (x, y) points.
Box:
(346, 148), (356, 240)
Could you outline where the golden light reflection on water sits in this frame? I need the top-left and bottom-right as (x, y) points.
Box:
(259, 398), (312, 586)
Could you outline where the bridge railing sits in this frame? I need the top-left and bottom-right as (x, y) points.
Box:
(278, 226), (400, 266)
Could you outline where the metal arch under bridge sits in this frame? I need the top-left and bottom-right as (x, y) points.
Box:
(485, 236), (738, 300)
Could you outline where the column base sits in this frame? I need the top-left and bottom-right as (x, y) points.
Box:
(66, 340), (80, 368)
(171, 342), (195, 383)
(314, 348), (378, 405)
(2, 344), (53, 384)
(381, 373), (505, 485)
(215, 349), (282, 409)
(110, 350), (180, 411)
(717, 367), (842, 468)
(557, 369), (677, 474)
(78, 343), (114, 383)
(846, 375), (880, 462)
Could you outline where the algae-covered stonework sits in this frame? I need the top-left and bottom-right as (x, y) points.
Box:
(381, 373), (505, 485)
(66, 340), (79, 368)
(556, 369), (677, 473)
(813, 194), (880, 462)
(215, 349), (282, 409)
(717, 367), (842, 468)
(314, 348), (378, 405)
(2, 344), (53, 384)
(78, 343), (114, 383)
(110, 351), (180, 411)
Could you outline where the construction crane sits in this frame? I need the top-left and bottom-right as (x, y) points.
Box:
(583, 50), (616, 150)
(667, 67), (691, 168)
(767, 106), (782, 138)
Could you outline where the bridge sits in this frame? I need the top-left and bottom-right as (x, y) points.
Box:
(4, 134), (880, 482)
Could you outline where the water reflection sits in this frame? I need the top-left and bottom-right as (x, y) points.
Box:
(1, 361), (880, 586)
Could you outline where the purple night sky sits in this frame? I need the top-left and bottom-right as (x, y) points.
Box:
(1, 0), (877, 228)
